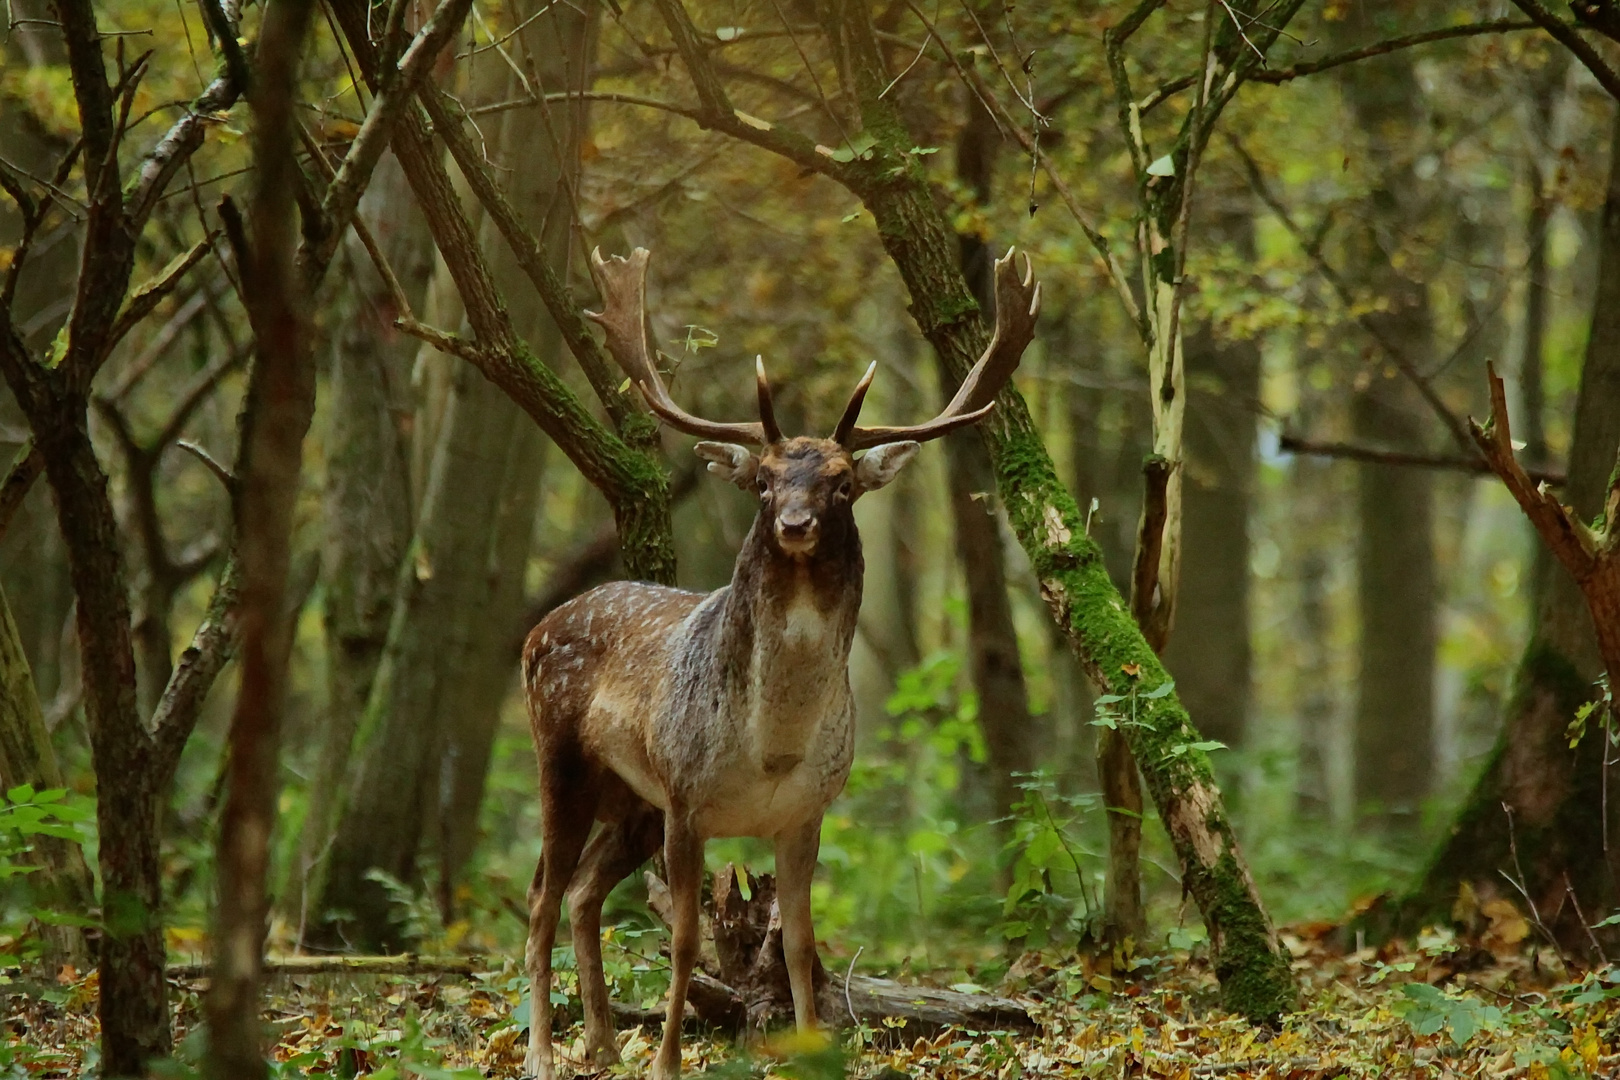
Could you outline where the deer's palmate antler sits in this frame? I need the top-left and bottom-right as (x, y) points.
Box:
(523, 247), (1040, 1080)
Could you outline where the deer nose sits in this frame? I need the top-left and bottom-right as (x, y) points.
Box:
(778, 507), (815, 536)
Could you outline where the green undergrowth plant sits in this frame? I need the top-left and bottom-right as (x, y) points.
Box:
(0, 784), (97, 972)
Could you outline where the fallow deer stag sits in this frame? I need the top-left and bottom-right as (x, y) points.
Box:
(521, 246), (1040, 1080)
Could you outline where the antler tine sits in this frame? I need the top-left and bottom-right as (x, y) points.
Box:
(755, 356), (783, 444)
(586, 247), (767, 445)
(843, 248), (1041, 452)
(831, 362), (876, 445)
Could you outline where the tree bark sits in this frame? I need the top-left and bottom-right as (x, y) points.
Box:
(1160, 214), (1262, 751)
(1390, 110), (1620, 951)
(324, 0), (677, 588)
(309, 362), (521, 951)
(289, 157), (425, 929)
(435, 0), (596, 911)
(204, 0), (318, 1071)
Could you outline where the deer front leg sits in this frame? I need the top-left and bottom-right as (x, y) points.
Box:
(775, 818), (822, 1033)
(654, 811), (703, 1080)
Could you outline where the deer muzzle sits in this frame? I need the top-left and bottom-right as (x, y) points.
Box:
(775, 505), (819, 555)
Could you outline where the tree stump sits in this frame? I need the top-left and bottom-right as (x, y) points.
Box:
(644, 864), (1036, 1038)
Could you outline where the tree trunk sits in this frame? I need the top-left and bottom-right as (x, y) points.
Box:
(434, 0), (596, 911)
(308, 360), (521, 951)
(1335, 28), (1438, 823)
(205, 0), (319, 1072)
(1390, 109), (1620, 952)
(289, 156), (425, 929)
(0, 579), (94, 968)
(1160, 214), (1262, 751)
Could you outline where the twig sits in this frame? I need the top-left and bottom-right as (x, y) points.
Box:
(1563, 873), (1608, 964)
(175, 440), (237, 493)
(1509, 0), (1620, 100)
(843, 945), (863, 1023)
(0, 438), (43, 540)
(1501, 802), (1564, 954)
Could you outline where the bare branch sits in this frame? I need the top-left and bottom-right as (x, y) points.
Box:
(1510, 0), (1620, 100)
(1141, 19), (1539, 113)
(149, 555), (240, 775)
(103, 234), (218, 362)
(0, 439), (43, 541)
(175, 440), (238, 495)
(311, 0), (476, 278)
(1469, 364), (1600, 576)
(1281, 433), (1566, 486)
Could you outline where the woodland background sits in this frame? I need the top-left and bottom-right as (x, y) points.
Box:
(3, 0), (1620, 1076)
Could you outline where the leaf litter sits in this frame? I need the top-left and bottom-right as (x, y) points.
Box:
(4, 903), (1619, 1078)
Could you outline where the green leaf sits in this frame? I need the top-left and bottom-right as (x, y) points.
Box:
(5, 784), (35, 804)
(1142, 681), (1175, 699)
(1146, 154), (1175, 177)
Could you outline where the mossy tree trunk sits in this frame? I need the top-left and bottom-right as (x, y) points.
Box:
(1390, 110), (1620, 953)
(644, 0), (1297, 1021)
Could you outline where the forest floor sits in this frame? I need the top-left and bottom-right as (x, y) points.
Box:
(5, 908), (1620, 1079)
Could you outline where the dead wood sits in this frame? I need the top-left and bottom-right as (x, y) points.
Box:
(645, 865), (1036, 1035)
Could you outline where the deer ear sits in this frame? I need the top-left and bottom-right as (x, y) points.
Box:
(694, 442), (760, 489)
(854, 441), (920, 493)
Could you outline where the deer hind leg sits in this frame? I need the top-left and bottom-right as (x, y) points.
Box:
(652, 811), (703, 1080)
(567, 798), (663, 1067)
(523, 761), (595, 1080)
(775, 818), (823, 1033)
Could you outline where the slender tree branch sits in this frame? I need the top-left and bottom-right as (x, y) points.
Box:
(1280, 434), (1566, 486)
(1510, 0), (1620, 100)
(103, 234), (218, 362)
(417, 86), (640, 429)
(1139, 19), (1539, 113)
(149, 556), (240, 776)
(308, 0), (476, 279)
(0, 439), (43, 540)
(175, 440), (238, 494)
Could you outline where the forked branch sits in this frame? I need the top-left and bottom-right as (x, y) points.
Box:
(1469, 364), (1604, 580)
(1470, 363), (1620, 683)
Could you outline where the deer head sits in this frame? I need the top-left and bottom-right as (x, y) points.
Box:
(586, 247), (1042, 559)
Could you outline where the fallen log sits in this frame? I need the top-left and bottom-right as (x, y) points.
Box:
(165, 953), (485, 979)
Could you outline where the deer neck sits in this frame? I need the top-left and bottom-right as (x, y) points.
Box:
(719, 513), (863, 768)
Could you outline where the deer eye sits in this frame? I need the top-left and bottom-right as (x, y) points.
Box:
(835, 479), (853, 501)
(757, 474), (770, 496)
